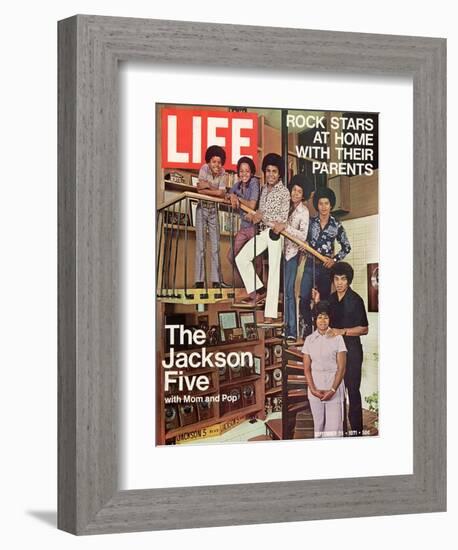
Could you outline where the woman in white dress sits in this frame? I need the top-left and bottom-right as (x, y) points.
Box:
(302, 301), (347, 438)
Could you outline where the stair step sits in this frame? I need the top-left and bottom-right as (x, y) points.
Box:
(258, 321), (284, 328)
(284, 348), (303, 360)
(288, 402), (309, 413)
(288, 375), (306, 382)
(287, 367), (303, 372)
(293, 410), (315, 439)
(265, 418), (283, 440)
(293, 427), (315, 439)
(288, 388), (307, 398)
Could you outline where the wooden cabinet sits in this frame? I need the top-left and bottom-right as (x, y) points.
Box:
(156, 302), (270, 445)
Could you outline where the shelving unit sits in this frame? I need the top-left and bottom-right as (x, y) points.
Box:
(219, 403), (260, 421)
(164, 387), (219, 399)
(165, 416), (222, 441)
(265, 364), (282, 371)
(220, 374), (261, 388)
(164, 339), (260, 356)
(164, 180), (197, 193)
(157, 301), (268, 445)
(265, 337), (283, 345)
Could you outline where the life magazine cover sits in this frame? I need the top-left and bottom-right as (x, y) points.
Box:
(156, 103), (379, 446)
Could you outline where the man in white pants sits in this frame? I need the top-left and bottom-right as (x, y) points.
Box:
(235, 153), (290, 323)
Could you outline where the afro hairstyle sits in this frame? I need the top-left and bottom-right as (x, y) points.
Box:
(261, 152), (284, 180)
(236, 156), (256, 176)
(205, 145), (226, 165)
(288, 173), (314, 201)
(330, 261), (354, 285)
(312, 186), (337, 210)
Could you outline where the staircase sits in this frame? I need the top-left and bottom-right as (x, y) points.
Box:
(157, 191), (315, 440)
(265, 345), (314, 440)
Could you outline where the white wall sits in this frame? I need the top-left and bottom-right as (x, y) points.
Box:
(1, 1), (454, 549)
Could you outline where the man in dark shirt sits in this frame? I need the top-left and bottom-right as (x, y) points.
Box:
(314, 261), (369, 436)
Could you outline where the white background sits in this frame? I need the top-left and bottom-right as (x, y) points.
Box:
(0, 1), (455, 548)
(122, 66), (413, 488)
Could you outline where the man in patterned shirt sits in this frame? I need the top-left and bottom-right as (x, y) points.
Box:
(235, 153), (290, 323)
(270, 174), (313, 341)
(300, 186), (351, 337)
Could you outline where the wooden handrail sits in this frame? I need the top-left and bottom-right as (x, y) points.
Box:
(157, 191), (225, 211)
(157, 191), (328, 264)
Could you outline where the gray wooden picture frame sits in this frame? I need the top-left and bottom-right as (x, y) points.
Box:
(58, 14), (446, 535)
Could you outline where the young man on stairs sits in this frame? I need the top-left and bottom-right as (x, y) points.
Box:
(234, 153), (290, 325)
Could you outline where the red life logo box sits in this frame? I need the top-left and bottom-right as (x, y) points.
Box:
(161, 108), (258, 171)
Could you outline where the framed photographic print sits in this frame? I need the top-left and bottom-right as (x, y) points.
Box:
(163, 209), (191, 227)
(244, 322), (258, 341)
(206, 325), (220, 346)
(197, 314), (209, 331)
(58, 15), (446, 535)
(239, 311), (258, 340)
(253, 355), (262, 375)
(223, 327), (235, 342)
(367, 262), (379, 312)
(218, 310), (238, 342)
(164, 170), (187, 185)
